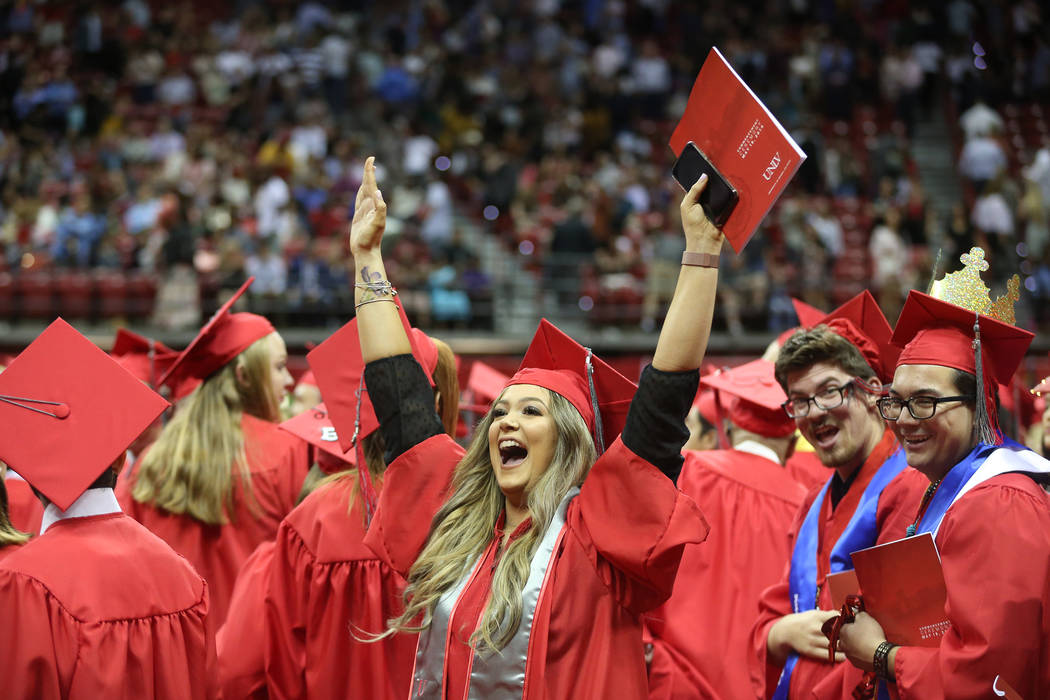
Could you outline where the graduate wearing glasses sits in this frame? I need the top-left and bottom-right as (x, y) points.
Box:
(750, 293), (927, 700)
(836, 251), (1050, 700)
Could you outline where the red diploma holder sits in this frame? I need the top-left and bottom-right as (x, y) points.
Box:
(848, 533), (949, 647)
(670, 47), (807, 252)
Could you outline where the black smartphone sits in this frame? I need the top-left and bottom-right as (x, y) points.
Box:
(672, 141), (739, 228)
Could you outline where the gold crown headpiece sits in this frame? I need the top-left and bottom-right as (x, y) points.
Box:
(928, 247), (1020, 325)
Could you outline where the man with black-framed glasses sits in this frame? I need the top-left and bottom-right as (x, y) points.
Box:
(749, 292), (928, 700)
(836, 278), (1050, 700)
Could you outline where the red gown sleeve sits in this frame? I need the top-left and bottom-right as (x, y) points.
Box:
(0, 570), (77, 699)
(573, 437), (710, 615)
(645, 627), (718, 700)
(891, 476), (1050, 700)
(363, 433), (464, 576)
(217, 541), (275, 700)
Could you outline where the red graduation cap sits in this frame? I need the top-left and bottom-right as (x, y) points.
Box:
(701, 359), (796, 438)
(815, 290), (898, 383)
(893, 289), (1034, 444)
(505, 319), (637, 453)
(306, 302), (439, 522)
(279, 402), (353, 464)
(791, 298), (826, 328)
(0, 319), (169, 511)
(110, 328), (178, 389)
(158, 277), (275, 400)
(295, 369), (319, 388)
(461, 361), (510, 414)
(307, 303), (438, 454)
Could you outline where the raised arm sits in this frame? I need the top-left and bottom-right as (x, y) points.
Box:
(651, 173), (724, 372)
(350, 157), (443, 461)
(351, 156), (412, 361)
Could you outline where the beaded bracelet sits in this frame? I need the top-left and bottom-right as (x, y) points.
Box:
(872, 641), (897, 680)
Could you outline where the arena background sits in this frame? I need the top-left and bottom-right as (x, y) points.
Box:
(1, 0), (1049, 387)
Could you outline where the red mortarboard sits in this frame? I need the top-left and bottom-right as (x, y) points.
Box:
(296, 369), (318, 388)
(307, 303), (439, 522)
(279, 402), (353, 464)
(893, 290), (1034, 444)
(110, 328), (179, 388)
(504, 319), (637, 453)
(158, 278), (275, 400)
(307, 304), (438, 454)
(791, 298), (825, 328)
(815, 290), (898, 383)
(700, 359), (796, 438)
(462, 361), (510, 414)
(893, 291), (1033, 385)
(0, 319), (169, 510)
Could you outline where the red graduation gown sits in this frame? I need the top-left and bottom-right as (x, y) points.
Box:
(118, 413), (310, 626)
(888, 473), (1050, 700)
(646, 448), (808, 700)
(262, 475), (418, 699)
(5, 476), (43, 535)
(748, 430), (927, 698)
(0, 512), (215, 699)
(366, 434), (709, 700)
(217, 540), (274, 699)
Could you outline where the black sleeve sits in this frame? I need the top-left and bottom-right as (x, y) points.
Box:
(363, 354), (444, 463)
(620, 365), (699, 484)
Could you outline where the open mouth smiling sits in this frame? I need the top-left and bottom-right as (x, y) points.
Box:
(499, 439), (528, 468)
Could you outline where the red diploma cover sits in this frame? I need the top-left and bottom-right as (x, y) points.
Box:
(849, 533), (949, 647)
(670, 47), (807, 252)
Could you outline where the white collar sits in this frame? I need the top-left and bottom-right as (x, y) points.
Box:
(733, 439), (781, 465)
(40, 488), (122, 535)
(5, 470), (25, 482)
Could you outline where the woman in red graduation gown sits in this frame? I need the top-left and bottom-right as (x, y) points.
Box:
(217, 330), (461, 700)
(349, 158), (718, 699)
(119, 291), (310, 626)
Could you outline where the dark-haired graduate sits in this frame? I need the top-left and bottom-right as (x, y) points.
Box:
(837, 251), (1050, 699)
(750, 292), (927, 699)
(646, 359), (809, 700)
(0, 320), (214, 699)
(349, 157), (716, 698)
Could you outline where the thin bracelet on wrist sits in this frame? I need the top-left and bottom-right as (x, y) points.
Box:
(681, 251), (720, 268)
(355, 297), (398, 310)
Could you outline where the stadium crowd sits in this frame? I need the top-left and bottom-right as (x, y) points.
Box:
(0, 0), (1047, 335)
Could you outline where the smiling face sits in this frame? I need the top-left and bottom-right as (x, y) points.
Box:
(785, 361), (885, 478)
(888, 364), (977, 481)
(488, 384), (558, 510)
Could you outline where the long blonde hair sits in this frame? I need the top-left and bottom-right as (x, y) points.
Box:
(132, 333), (281, 525)
(0, 469), (29, 547)
(385, 390), (596, 653)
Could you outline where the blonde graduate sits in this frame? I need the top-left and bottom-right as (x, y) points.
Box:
(349, 155), (725, 667)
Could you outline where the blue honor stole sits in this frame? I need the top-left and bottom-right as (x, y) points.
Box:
(772, 448), (908, 700)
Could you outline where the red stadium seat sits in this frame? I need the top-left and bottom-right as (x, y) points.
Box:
(54, 271), (94, 320)
(126, 273), (158, 320)
(95, 272), (127, 319)
(0, 272), (14, 319)
(17, 271), (55, 320)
